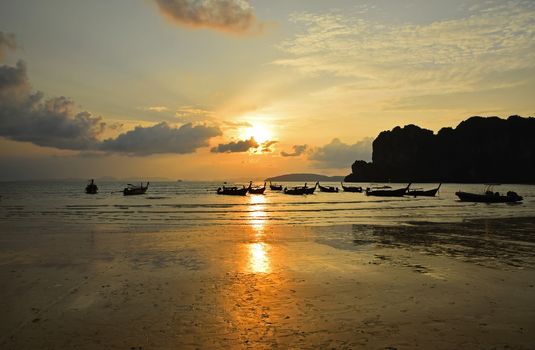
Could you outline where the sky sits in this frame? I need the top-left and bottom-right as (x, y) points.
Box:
(0, 0), (534, 181)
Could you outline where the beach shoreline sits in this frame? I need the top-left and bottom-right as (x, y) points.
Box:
(1, 218), (535, 349)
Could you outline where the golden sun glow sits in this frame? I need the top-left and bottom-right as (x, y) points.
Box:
(241, 123), (272, 144)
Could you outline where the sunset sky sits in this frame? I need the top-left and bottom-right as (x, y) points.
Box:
(1, 0), (534, 181)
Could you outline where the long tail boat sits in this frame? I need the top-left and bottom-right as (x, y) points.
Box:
(407, 183), (441, 197)
(283, 186), (307, 195)
(456, 185), (522, 203)
(123, 182), (149, 196)
(217, 182), (249, 196)
(85, 179), (98, 194)
(249, 182), (266, 195)
(341, 182), (363, 193)
(365, 183), (410, 197)
(303, 182), (318, 194)
(318, 182), (339, 193)
(269, 181), (283, 191)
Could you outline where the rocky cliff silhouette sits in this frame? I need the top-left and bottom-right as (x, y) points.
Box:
(345, 116), (535, 183)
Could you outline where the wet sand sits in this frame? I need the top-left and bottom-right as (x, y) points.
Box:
(1, 218), (535, 349)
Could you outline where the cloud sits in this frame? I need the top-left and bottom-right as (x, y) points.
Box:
(276, 1), (535, 94)
(211, 137), (259, 153)
(174, 106), (214, 121)
(0, 32), (17, 61)
(140, 105), (214, 124)
(309, 138), (372, 169)
(0, 60), (222, 155)
(0, 61), (106, 150)
(147, 106), (169, 112)
(281, 144), (308, 157)
(259, 140), (277, 153)
(222, 120), (252, 129)
(153, 0), (263, 35)
(101, 122), (221, 155)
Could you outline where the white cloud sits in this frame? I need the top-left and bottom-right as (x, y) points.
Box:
(275, 1), (535, 94)
(309, 138), (372, 169)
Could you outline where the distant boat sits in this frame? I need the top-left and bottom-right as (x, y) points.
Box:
(123, 182), (149, 196)
(217, 182), (249, 196)
(85, 179), (98, 194)
(341, 182), (363, 193)
(269, 181), (283, 191)
(407, 183), (441, 197)
(456, 185), (523, 203)
(318, 182), (339, 193)
(249, 182), (266, 195)
(366, 183), (410, 197)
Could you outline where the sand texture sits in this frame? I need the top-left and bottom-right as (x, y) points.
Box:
(1, 218), (535, 349)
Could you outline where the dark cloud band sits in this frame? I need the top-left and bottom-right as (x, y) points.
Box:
(0, 61), (222, 155)
(210, 137), (259, 153)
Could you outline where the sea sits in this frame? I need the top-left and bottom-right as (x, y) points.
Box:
(0, 181), (533, 228)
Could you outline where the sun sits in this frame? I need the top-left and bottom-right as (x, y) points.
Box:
(241, 123), (272, 144)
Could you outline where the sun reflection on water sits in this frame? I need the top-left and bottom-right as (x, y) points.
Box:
(247, 194), (271, 273)
(248, 242), (270, 273)
(248, 194), (267, 237)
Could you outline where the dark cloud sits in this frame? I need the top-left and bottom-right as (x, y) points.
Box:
(259, 140), (278, 153)
(101, 122), (221, 155)
(153, 0), (263, 35)
(0, 32), (17, 61)
(211, 137), (259, 153)
(309, 138), (373, 168)
(0, 60), (222, 155)
(0, 61), (106, 150)
(281, 144), (308, 157)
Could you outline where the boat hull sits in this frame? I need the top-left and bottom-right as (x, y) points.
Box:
(217, 188), (248, 196)
(455, 191), (523, 203)
(303, 187), (316, 194)
(283, 187), (306, 195)
(249, 188), (266, 195)
(366, 187), (408, 197)
(85, 186), (98, 194)
(123, 188), (148, 196)
(319, 186), (338, 193)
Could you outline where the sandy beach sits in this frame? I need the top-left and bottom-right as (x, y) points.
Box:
(1, 218), (535, 349)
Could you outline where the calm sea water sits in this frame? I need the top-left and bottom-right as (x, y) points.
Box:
(0, 181), (533, 227)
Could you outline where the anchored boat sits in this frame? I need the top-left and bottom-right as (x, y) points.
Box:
(407, 183), (441, 197)
(366, 183), (410, 197)
(318, 182), (339, 193)
(340, 182), (363, 193)
(455, 185), (522, 203)
(123, 182), (149, 196)
(269, 181), (283, 191)
(85, 179), (98, 194)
